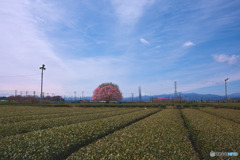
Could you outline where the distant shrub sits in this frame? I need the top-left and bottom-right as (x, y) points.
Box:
(159, 104), (166, 109)
(191, 104), (198, 108)
(176, 105), (182, 108)
(199, 104), (206, 108)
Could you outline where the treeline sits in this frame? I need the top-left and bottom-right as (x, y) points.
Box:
(1, 96), (64, 104)
(175, 102), (240, 110)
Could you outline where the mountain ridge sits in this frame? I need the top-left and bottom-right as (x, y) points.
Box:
(122, 93), (240, 101)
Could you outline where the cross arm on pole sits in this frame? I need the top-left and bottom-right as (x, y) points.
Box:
(40, 64), (46, 70)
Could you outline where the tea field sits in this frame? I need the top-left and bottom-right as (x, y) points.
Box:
(0, 105), (239, 159)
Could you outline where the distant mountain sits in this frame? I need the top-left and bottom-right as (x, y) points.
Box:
(122, 93), (240, 102)
(229, 93), (240, 98)
(62, 93), (240, 102)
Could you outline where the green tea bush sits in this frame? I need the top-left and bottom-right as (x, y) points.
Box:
(182, 109), (240, 159)
(0, 108), (119, 124)
(0, 109), (160, 159)
(0, 108), (142, 137)
(67, 109), (199, 160)
(176, 104), (182, 109)
(199, 108), (240, 123)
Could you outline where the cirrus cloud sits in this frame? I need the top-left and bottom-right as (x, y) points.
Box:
(111, 0), (155, 25)
(140, 38), (150, 45)
(212, 54), (240, 65)
(183, 41), (195, 47)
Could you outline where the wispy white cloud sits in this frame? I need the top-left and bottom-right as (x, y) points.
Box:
(212, 54), (240, 65)
(111, 0), (154, 25)
(140, 38), (150, 45)
(179, 70), (240, 95)
(0, 0), (136, 97)
(183, 41), (195, 47)
(0, 0), (69, 94)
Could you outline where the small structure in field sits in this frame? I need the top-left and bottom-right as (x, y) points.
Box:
(153, 97), (170, 102)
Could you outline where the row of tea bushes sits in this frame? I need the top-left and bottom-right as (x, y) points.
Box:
(175, 104), (202, 108)
(182, 109), (240, 159)
(0, 107), (123, 124)
(0, 106), (88, 118)
(196, 103), (240, 110)
(0, 108), (160, 159)
(0, 108), (143, 138)
(52, 103), (166, 108)
(67, 109), (199, 160)
(199, 108), (240, 123)
(174, 102), (240, 109)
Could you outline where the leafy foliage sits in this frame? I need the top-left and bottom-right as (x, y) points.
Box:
(0, 108), (159, 159)
(98, 82), (119, 89)
(92, 83), (122, 102)
(0, 108), (142, 138)
(0, 108), (118, 124)
(182, 109), (240, 159)
(1, 106), (239, 159)
(199, 108), (240, 123)
(67, 109), (199, 159)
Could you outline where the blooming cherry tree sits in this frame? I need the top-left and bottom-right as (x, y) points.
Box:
(92, 83), (122, 103)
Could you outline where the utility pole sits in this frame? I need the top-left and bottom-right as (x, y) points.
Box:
(20, 91), (22, 96)
(40, 64), (46, 107)
(26, 91), (28, 97)
(174, 81), (177, 97)
(179, 92), (182, 101)
(15, 90), (17, 97)
(225, 78), (229, 102)
(82, 91), (84, 100)
(139, 86), (142, 102)
(131, 93), (134, 102)
(74, 91), (76, 103)
(33, 91), (36, 97)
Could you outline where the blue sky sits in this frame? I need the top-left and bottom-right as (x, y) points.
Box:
(0, 0), (240, 97)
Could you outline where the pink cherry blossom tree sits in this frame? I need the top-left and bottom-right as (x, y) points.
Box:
(92, 83), (122, 103)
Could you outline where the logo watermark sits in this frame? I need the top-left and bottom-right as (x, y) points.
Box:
(210, 151), (238, 157)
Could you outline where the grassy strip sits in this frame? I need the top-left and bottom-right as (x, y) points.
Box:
(67, 109), (199, 160)
(0, 108), (159, 159)
(0, 108), (143, 138)
(199, 108), (240, 123)
(0, 108), (121, 124)
(182, 109), (240, 159)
